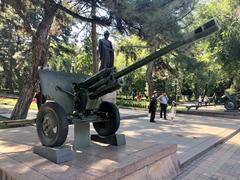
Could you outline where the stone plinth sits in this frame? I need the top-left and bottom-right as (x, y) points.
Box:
(33, 145), (73, 164)
(0, 130), (179, 180)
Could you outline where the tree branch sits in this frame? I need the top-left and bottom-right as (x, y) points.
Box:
(56, 3), (111, 26)
(4, 0), (34, 36)
(3, 0), (35, 36)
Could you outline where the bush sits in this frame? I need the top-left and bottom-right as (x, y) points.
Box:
(116, 98), (149, 109)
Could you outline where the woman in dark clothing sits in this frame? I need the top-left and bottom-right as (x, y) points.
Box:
(149, 91), (158, 123)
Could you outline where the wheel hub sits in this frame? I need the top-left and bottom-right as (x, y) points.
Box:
(42, 113), (57, 138)
(226, 101), (235, 110)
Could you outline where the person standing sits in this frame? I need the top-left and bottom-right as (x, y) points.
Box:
(169, 101), (177, 120)
(212, 93), (217, 106)
(158, 92), (168, 119)
(149, 91), (158, 123)
(98, 31), (114, 70)
(131, 89), (136, 100)
(197, 95), (202, 106)
(204, 95), (209, 106)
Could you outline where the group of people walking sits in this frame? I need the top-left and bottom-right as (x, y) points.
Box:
(197, 95), (209, 106)
(148, 91), (173, 123)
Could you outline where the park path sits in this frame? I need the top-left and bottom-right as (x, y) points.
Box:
(0, 104), (148, 119)
(1, 104), (240, 165)
(177, 132), (240, 180)
(1, 104), (240, 176)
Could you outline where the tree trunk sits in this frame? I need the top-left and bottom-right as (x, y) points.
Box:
(2, 58), (14, 93)
(91, 0), (98, 74)
(194, 82), (198, 99)
(146, 44), (158, 98)
(8, 58), (14, 93)
(11, 1), (58, 119)
(146, 61), (155, 98)
(11, 73), (35, 119)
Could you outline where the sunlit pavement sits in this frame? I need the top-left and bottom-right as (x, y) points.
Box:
(0, 104), (148, 119)
(176, 133), (240, 179)
(115, 110), (240, 165)
(0, 104), (240, 165)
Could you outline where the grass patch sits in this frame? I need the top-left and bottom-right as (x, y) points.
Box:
(0, 97), (38, 110)
(0, 115), (9, 121)
(0, 97), (17, 106)
(117, 98), (188, 112)
(0, 124), (8, 129)
(0, 96), (187, 113)
(117, 98), (149, 109)
(0, 115), (9, 129)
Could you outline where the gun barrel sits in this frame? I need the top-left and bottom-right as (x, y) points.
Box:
(114, 18), (221, 79)
(89, 79), (123, 99)
(78, 68), (112, 88)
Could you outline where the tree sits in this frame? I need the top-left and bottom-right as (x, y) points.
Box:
(186, 0), (240, 96)
(0, 8), (28, 93)
(104, 0), (196, 97)
(91, 0), (98, 74)
(115, 35), (148, 97)
(1, 0), (111, 119)
(0, 16), (16, 93)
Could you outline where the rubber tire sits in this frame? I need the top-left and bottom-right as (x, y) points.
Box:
(36, 102), (69, 147)
(224, 100), (237, 110)
(93, 101), (120, 136)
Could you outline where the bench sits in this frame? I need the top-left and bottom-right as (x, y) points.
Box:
(185, 104), (217, 111)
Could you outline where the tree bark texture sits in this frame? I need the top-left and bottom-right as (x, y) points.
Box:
(91, 1), (98, 74)
(2, 60), (14, 93)
(146, 61), (155, 98)
(8, 0), (110, 119)
(11, 1), (58, 119)
(146, 44), (158, 99)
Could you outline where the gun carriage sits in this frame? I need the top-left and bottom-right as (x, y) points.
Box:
(224, 92), (240, 111)
(37, 18), (221, 147)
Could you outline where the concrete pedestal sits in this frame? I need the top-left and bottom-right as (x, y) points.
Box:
(0, 134), (179, 180)
(91, 134), (126, 146)
(73, 122), (90, 150)
(33, 145), (73, 164)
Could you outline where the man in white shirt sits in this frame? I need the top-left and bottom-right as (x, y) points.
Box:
(158, 92), (168, 119)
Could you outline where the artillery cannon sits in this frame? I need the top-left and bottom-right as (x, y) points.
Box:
(37, 18), (221, 148)
(224, 92), (240, 110)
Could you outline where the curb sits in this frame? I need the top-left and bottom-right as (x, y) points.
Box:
(177, 110), (240, 119)
(179, 127), (240, 168)
(121, 114), (147, 120)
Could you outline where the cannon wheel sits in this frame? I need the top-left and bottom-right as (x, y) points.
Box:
(36, 102), (68, 147)
(224, 100), (237, 110)
(93, 101), (120, 136)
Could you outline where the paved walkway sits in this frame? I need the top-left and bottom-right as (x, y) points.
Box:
(0, 104), (37, 119)
(0, 104), (240, 165)
(1, 104), (240, 179)
(0, 105), (148, 119)
(177, 132), (240, 180)
(117, 110), (240, 165)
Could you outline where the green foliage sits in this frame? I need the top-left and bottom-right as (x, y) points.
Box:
(115, 35), (148, 96)
(117, 98), (149, 109)
(108, 0), (195, 40)
(49, 42), (75, 72)
(168, 0), (240, 100)
(0, 8), (32, 93)
(1, 0), (240, 107)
